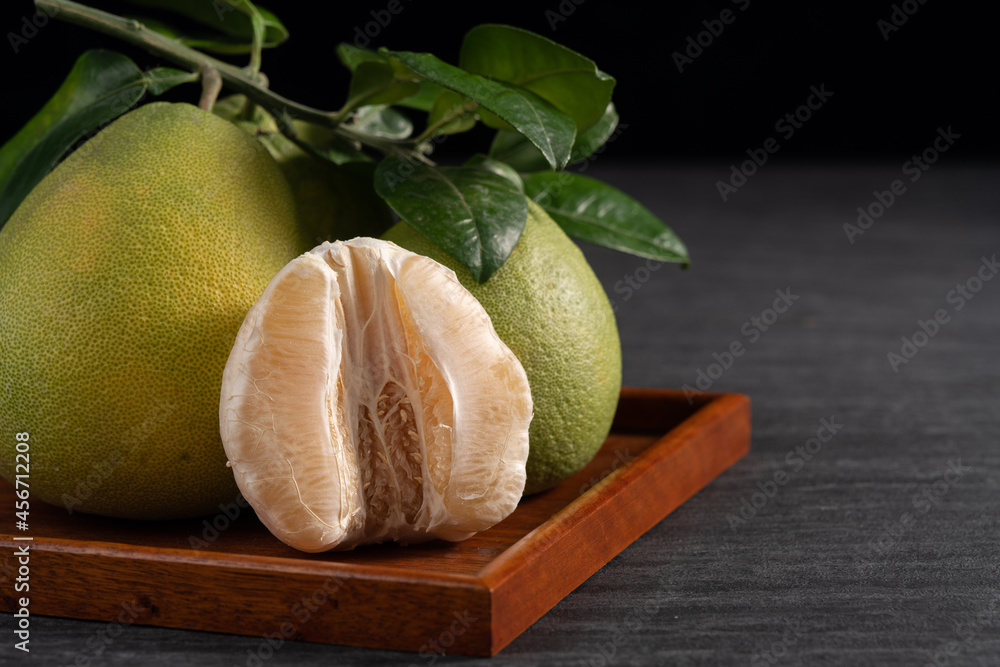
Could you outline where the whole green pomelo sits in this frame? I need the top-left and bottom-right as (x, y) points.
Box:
(384, 200), (622, 494)
(0, 102), (313, 519)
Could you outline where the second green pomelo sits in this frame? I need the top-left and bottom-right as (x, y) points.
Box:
(384, 200), (622, 494)
(0, 102), (312, 519)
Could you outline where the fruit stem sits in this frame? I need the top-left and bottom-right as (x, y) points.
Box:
(198, 64), (222, 112)
(35, 0), (419, 156)
(241, 0), (265, 77)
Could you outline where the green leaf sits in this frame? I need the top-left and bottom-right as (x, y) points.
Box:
(474, 107), (515, 133)
(345, 61), (420, 109)
(426, 90), (478, 136)
(0, 50), (193, 229)
(136, 17), (254, 55)
(489, 102), (618, 171)
(211, 94), (277, 131)
(291, 120), (373, 165)
(120, 0), (288, 52)
(463, 155), (523, 192)
(387, 50), (576, 170)
(397, 81), (445, 112)
(304, 136), (373, 165)
(133, 17), (183, 40)
(460, 24), (615, 132)
(374, 155), (529, 282)
(522, 172), (689, 264)
(488, 130), (549, 172)
(144, 67), (199, 95)
(570, 102), (619, 163)
(336, 44), (443, 112)
(336, 44), (382, 71)
(351, 105), (413, 140)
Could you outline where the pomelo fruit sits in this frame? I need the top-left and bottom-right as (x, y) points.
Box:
(0, 102), (313, 519)
(219, 238), (532, 551)
(384, 199), (622, 494)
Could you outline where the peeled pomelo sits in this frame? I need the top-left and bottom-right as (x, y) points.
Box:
(219, 238), (532, 552)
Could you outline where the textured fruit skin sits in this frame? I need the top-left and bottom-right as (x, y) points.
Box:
(0, 102), (311, 519)
(384, 200), (622, 494)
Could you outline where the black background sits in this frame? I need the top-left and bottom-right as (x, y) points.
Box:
(1, 0), (994, 160)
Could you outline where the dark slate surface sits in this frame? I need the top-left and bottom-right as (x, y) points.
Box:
(3, 162), (998, 666)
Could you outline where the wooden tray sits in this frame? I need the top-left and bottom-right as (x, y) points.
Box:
(0, 388), (749, 656)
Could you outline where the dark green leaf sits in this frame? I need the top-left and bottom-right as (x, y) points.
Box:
(136, 17), (254, 55)
(427, 90), (478, 136)
(144, 67), (199, 95)
(522, 172), (689, 264)
(489, 103), (620, 170)
(133, 17), (183, 40)
(211, 93), (280, 133)
(351, 105), (413, 140)
(474, 106), (515, 133)
(387, 50), (576, 170)
(570, 102), (619, 163)
(336, 44), (443, 111)
(291, 120), (373, 165)
(488, 130), (548, 172)
(463, 155), (523, 192)
(460, 24), (615, 132)
(336, 44), (382, 71)
(345, 61), (420, 108)
(0, 50), (192, 229)
(398, 82), (445, 112)
(120, 0), (288, 51)
(374, 155), (528, 282)
(305, 136), (373, 165)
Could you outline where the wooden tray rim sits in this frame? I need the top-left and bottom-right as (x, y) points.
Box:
(0, 387), (751, 656)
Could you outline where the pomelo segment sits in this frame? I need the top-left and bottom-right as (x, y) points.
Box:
(220, 238), (532, 552)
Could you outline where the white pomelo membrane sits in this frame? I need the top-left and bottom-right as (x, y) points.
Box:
(220, 238), (532, 552)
